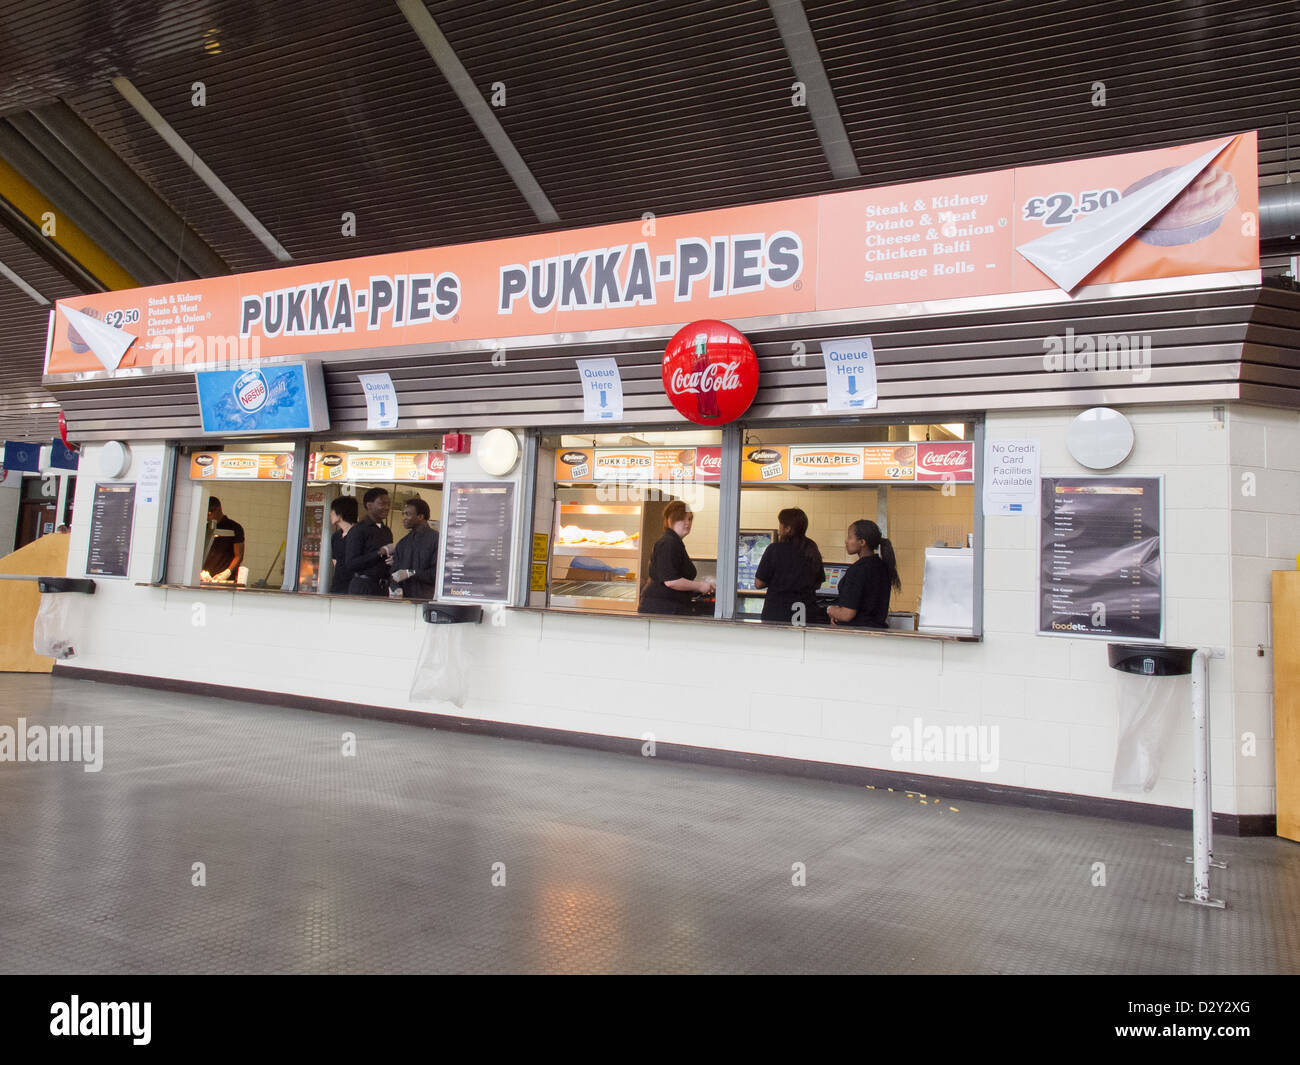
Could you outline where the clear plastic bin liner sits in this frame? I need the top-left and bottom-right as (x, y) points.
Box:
(1112, 671), (1188, 792)
(408, 624), (467, 707)
(32, 594), (77, 659)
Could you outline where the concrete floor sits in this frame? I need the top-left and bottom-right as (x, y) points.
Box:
(0, 674), (1296, 974)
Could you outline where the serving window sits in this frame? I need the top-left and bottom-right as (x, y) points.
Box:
(736, 422), (977, 633)
(537, 429), (722, 614)
(302, 437), (445, 595)
(171, 442), (296, 587)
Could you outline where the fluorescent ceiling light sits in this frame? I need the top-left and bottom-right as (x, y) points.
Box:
(112, 76), (292, 263)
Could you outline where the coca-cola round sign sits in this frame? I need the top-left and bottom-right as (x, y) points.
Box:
(662, 319), (758, 426)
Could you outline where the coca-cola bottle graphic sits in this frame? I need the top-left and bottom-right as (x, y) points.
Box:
(693, 333), (720, 420)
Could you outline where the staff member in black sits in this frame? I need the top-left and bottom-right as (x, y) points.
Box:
(638, 499), (715, 615)
(344, 487), (393, 596)
(201, 497), (245, 584)
(827, 519), (900, 629)
(380, 497), (440, 600)
(754, 507), (826, 625)
(328, 494), (359, 595)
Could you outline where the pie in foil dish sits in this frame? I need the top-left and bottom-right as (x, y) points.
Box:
(67, 307), (101, 353)
(1124, 165), (1238, 247)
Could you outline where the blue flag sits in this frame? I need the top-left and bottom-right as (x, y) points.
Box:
(3, 441), (41, 473)
(49, 438), (79, 471)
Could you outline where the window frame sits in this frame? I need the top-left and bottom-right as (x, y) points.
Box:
(525, 413), (985, 638)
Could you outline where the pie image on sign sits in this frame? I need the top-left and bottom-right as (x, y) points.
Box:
(1125, 165), (1239, 247)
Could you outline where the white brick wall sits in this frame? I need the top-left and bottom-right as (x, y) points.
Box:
(1228, 405), (1300, 815)
(61, 403), (1300, 818)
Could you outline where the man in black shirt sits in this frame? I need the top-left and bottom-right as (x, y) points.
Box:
(202, 497), (245, 583)
(381, 497), (440, 600)
(345, 487), (393, 596)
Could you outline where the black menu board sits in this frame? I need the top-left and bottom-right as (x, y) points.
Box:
(1039, 477), (1162, 640)
(439, 481), (514, 602)
(86, 482), (136, 577)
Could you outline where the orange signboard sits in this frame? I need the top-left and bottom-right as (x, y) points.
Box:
(741, 446), (788, 482)
(861, 445), (915, 480)
(1009, 132), (1258, 291)
(306, 451), (445, 482)
(189, 452), (293, 480)
(554, 448), (594, 481)
(47, 135), (1259, 377)
(740, 443), (920, 483)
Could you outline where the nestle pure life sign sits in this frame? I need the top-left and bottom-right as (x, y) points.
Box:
(195, 361), (329, 435)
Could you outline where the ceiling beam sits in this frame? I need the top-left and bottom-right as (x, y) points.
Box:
(397, 0), (560, 225)
(112, 76), (293, 263)
(0, 258), (49, 305)
(33, 101), (229, 279)
(767, 0), (860, 180)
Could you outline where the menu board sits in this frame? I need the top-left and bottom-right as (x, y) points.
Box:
(190, 452), (293, 480)
(736, 530), (776, 591)
(1039, 477), (1162, 640)
(741, 442), (973, 484)
(86, 483), (136, 577)
(554, 447), (722, 483)
(308, 451), (445, 483)
(440, 482), (514, 602)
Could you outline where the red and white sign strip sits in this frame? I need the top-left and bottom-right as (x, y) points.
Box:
(915, 442), (975, 482)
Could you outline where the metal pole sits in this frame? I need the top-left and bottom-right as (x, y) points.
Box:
(1179, 648), (1224, 908)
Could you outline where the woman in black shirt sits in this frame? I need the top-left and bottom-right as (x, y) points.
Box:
(754, 507), (826, 625)
(827, 519), (900, 629)
(638, 500), (715, 615)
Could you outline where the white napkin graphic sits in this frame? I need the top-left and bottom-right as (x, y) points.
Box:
(1016, 137), (1233, 292)
(58, 304), (136, 371)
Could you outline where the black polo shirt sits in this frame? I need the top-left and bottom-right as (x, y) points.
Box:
(638, 528), (696, 615)
(755, 539), (826, 624)
(835, 555), (891, 628)
(203, 516), (245, 576)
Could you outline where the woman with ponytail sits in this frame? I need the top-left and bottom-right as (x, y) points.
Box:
(753, 507), (826, 625)
(827, 519), (900, 629)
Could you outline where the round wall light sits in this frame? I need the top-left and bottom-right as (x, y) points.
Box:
(477, 428), (520, 476)
(1066, 407), (1134, 470)
(97, 440), (131, 478)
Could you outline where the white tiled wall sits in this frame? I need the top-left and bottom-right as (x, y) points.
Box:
(62, 403), (1299, 818)
(1228, 405), (1300, 815)
(188, 479), (293, 585)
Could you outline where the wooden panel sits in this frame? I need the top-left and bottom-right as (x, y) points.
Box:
(1274, 570), (1300, 842)
(0, 532), (71, 674)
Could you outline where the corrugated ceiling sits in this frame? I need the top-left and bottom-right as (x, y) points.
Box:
(2, 0), (1299, 441)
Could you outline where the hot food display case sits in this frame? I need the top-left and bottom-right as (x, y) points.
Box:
(549, 497), (690, 612)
